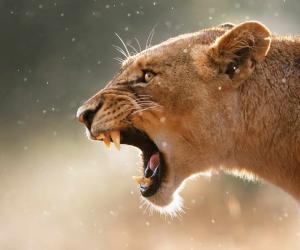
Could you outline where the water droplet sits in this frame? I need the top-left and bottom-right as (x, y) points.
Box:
(43, 210), (50, 216)
(234, 3), (241, 8)
(160, 117), (166, 123)
(208, 8), (215, 14)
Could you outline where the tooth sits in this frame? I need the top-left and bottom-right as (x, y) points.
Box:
(132, 176), (143, 185)
(132, 176), (152, 187)
(97, 133), (105, 140)
(103, 133), (111, 148)
(110, 130), (120, 150)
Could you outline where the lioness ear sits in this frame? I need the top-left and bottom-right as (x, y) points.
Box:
(210, 21), (271, 86)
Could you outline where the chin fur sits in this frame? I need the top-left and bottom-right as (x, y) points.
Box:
(139, 180), (188, 218)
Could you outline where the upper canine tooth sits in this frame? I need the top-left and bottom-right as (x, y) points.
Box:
(103, 133), (111, 148)
(97, 133), (105, 140)
(110, 130), (120, 150)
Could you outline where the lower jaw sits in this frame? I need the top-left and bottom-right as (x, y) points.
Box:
(143, 192), (173, 207)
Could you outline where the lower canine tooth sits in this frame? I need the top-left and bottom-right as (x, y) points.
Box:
(132, 176), (152, 187)
(103, 134), (111, 148)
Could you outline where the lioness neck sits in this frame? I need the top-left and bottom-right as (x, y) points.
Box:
(232, 36), (300, 199)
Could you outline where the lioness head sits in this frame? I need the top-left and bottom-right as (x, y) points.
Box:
(77, 21), (271, 212)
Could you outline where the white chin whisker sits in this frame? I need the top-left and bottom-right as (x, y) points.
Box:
(140, 185), (185, 218)
(85, 128), (91, 137)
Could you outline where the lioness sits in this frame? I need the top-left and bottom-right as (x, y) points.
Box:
(77, 21), (300, 212)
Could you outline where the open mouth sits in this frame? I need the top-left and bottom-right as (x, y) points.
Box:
(94, 128), (166, 197)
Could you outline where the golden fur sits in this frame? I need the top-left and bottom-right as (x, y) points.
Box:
(77, 21), (300, 210)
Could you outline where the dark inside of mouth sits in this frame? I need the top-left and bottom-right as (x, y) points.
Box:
(120, 128), (165, 197)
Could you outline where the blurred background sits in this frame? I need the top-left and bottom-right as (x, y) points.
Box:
(1, 0), (300, 249)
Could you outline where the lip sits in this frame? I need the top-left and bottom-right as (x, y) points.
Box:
(91, 127), (166, 197)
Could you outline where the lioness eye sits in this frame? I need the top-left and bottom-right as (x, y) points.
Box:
(144, 71), (155, 83)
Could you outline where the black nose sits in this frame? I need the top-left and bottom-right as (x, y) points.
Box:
(77, 100), (103, 129)
(79, 109), (96, 129)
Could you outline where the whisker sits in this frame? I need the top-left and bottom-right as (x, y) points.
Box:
(137, 99), (161, 104)
(113, 45), (126, 54)
(145, 24), (157, 49)
(138, 100), (161, 104)
(137, 94), (153, 97)
(113, 45), (128, 58)
(136, 101), (161, 106)
(125, 104), (158, 114)
(132, 105), (161, 115)
(135, 37), (142, 52)
(136, 94), (152, 98)
(127, 43), (139, 55)
(148, 24), (157, 48)
(114, 57), (125, 64)
(136, 101), (152, 104)
(136, 101), (154, 105)
(115, 32), (131, 57)
(136, 97), (152, 101)
(145, 28), (154, 50)
(136, 98), (152, 102)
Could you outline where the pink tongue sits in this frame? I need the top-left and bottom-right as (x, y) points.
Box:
(149, 153), (160, 171)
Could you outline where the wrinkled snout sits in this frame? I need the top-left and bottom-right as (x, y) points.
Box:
(77, 88), (136, 139)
